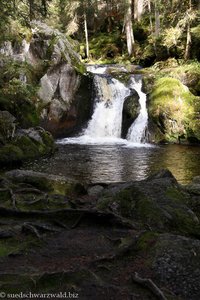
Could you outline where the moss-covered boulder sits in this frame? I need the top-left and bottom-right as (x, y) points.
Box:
(97, 169), (200, 235)
(0, 22), (91, 138)
(0, 127), (55, 166)
(148, 77), (200, 143)
(5, 169), (84, 197)
(29, 22), (92, 137)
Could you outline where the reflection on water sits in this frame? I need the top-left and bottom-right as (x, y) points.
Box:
(23, 144), (200, 184)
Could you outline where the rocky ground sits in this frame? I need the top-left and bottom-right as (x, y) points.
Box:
(0, 169), (200, 299)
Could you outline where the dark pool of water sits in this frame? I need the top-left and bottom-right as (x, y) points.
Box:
(22, 143), (200, 184)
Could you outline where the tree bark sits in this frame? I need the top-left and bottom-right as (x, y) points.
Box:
(28, 0), (34, 21)
(84, 10), (89, 58)
(154, 0), (160, 37)
(124, 0), (135, 56)
(134, 0), (144, 21)
(184, 14), (191, 60)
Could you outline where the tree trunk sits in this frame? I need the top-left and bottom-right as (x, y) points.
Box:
(147, 0), (153, 34)
(148, 0), (157, 56)
(84, 11), (89, 58)
(134, 0), (144, 21)
(184, 18), (191, 60)
(124, 0), (135, 56)
(41, 0), (47, 17)
(154, 0), (160, 37)
(28, 0), (34, 21)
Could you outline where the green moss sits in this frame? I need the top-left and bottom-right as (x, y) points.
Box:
(137, 231), (159, 252)
(165, 187), (187, 204)
(14, 136), (41, 159)
(87, 31), (123, 63)
(0, 78), (39, 128)
(164, 205), (200, 235)
(98, 187), (140, 218)
(115, 188), (136, 218)
(0, 236), (41, 258)
(0, 144), (23, 165)
(97, 196), (114, 211)
(0, 244), (16, 257)
(136, 197), (164, 227)
(149, 76), (200, 143)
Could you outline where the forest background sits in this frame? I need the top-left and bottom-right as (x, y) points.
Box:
(0, 0), (200, 66)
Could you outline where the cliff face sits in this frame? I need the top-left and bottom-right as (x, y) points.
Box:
(0, 21), (92, 138)
(0, 22), (93, 165)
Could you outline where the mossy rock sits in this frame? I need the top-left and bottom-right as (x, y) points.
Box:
(0, 128), (55, 166)
(5, 169), (86, 196)
(97, 171), (199, 235)
(0, 144), (23, 165)
(148, 76), (200, 143)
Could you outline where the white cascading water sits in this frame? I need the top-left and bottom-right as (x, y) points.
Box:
(58, 65), (151, 146)
(126, 75), (148, 143)
(84, 75), (130, 138)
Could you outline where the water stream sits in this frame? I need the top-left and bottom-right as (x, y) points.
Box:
(127, 75), (148, 143)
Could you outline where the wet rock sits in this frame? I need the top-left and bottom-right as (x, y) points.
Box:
(147, 168), (177, 181)
(5, 169), (84, 196)
(185, 177), (200, 195)
(122, 89), (140, 138)
(87, 185), (104, 197)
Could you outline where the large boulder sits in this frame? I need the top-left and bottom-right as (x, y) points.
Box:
(5, 169), (84, 197)
(148, 77), (200, 144)
(97, 169), (200, 235)
(29, 22), (92, 137)
(0, 127), (55, 166)
(0, 22), (92, 138)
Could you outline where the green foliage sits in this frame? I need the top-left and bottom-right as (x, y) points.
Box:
(0, 78), (39, 128)
(0, 1), (14, 41)
(88, 31), (124, 62)
(0, 58), (40, 128)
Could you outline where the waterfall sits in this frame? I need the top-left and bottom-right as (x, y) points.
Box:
(126, 75), (148, 143)
(84, 75), (130, 138)
(58, 65), (150, 146)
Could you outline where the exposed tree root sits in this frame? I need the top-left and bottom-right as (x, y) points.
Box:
(70, 213), (84, 229)
(8, 188), (17, 210)
(22, 223), (41, 239)
(15, 188), (45, 194)
(132, 272), (168, 300)
(0, 208), (136, 229)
